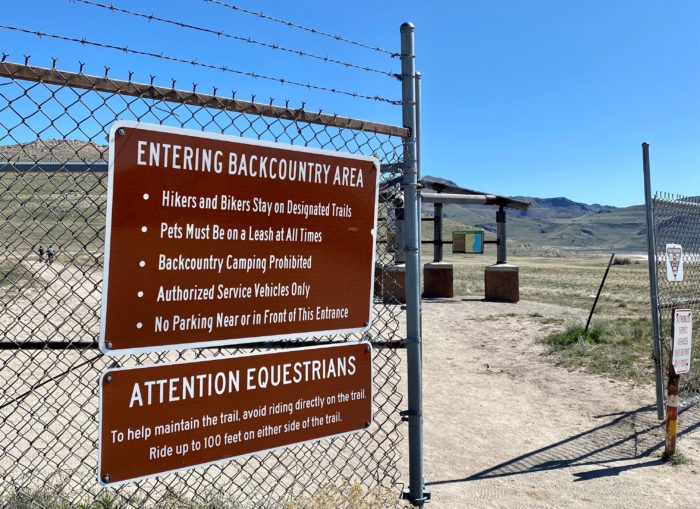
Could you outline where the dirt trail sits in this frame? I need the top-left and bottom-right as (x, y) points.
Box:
(401, 298), (700, 508)
(6, 258), (102, 342)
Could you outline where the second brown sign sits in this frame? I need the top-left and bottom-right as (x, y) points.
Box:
(98, 342), (373, 485)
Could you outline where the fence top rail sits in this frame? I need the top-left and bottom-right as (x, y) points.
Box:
(0, 61), (409, 139)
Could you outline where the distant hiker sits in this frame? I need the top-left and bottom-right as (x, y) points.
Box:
(47, 245), (55, 265)
(38, 245), (44, 260)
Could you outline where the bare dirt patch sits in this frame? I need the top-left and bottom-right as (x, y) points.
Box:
(401, 298), (700, 508)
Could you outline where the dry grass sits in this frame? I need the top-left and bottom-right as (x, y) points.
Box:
(1, 483), (405, 509)
(542, 318), (654, 383)
(438, 248), (654, 382)
(285, 484), (407, 509)
(612, 256), (633, 265)
(439, 248), (650, 317)
(668, 451), (694, 466)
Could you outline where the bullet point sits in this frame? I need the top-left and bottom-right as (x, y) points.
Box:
(141, 226), (148, 233)
(136, 322), (143, 329)
(143, 193), (149, 200)
(137, 291), (144, 298)
(139, 261), (145, 268)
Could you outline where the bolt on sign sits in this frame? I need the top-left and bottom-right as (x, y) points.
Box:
(100, 121), (379, 354)
(98, 342), (372, 486)
(666, 243), (684, 282)
(673, 309), (693, 375)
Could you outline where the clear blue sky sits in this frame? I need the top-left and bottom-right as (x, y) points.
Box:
(2, 1), (698, 206)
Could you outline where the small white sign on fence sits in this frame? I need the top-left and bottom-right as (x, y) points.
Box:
(666, 243), (684, 282)
(673, 309), (693, 375)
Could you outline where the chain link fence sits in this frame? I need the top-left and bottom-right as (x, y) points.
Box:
(651, 193), (700, 407)
(0, 60), (408, 508)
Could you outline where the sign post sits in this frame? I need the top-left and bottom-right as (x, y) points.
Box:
(100, 121), (379, 354)
(98, 342), (372, 485)
(664, 308), (693, 459)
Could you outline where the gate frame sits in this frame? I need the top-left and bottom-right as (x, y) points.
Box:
(399, 22), (429, 507)
(643, 142), (667, 420)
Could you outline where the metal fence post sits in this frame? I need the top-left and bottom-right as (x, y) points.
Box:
(643, 142), (666, 420)
(415, 72), (422, 177)
(496, 206), (507, 264)
(433, 203), (443, 262)
(400, 22), (428, 507)
(663, 312), (680, 459)
(395, 205), (407, 264)
(416, 71), (423, 324)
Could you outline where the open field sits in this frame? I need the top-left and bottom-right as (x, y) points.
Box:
(434, 248), (691, 389)
(400, 297), (700, 508)
(436, 246), (650, 318)
(0, 172), (106, 263)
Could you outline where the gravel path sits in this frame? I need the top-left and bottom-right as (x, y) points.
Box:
(400, 298), (700, 508)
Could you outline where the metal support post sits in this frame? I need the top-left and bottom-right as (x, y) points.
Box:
(400, 22), (429, 507)
(643, 142), (666, 420)
(415, 72), (422, 178)
(395, 205), (406, 264)
(433, 203), (443, 262)
(663, 338), (680, 459)
(496, 206), (507, 264)
(585, 253), (615, 332)
(415, 71), (423, 339)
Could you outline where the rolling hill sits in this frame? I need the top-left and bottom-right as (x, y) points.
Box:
(0, 139), (106, 163)
(0, 139), (649, 253)
(425, 176), (648, 253)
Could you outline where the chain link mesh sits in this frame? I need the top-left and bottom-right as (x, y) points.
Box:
(652, 193), (700, 406)
(0, 61), (407, 508)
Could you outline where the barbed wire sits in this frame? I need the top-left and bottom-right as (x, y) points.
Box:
(203, 0), (399, 58)
(70, 0), (399, 79)
(0, 24), (402, 105)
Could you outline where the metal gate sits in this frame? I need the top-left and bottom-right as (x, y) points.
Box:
(644, 144), (700, 418)
(0, 56), (410, 507)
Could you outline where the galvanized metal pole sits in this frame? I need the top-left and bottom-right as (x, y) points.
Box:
(395, 206), (406, 264)
(585, 253), (615, 332)
(434, 203), (443, 262)
(415, 71), (423, 332)
(400, 22), (427, 507)
(663, 330), (680, 459)
(415, 72), (422, 179)
(643, 142), (666, 420)
(496, 206), (507, 264)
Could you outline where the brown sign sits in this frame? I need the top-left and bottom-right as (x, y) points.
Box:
(98, 342), (372, 485)
(100, 121), (379, 354)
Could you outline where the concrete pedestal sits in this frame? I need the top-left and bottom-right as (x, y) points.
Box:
(485, 264), (520, 303)
(375, 264), (406, 304)
(423, 262), (454, 298)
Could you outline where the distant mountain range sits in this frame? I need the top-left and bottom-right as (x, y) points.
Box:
(424, 175), (647, 253)
(510, 196), (617, 219)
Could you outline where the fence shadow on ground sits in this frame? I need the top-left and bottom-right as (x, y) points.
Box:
(427, 403), (700, 486)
